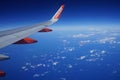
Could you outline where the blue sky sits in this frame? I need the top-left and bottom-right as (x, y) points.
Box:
(0, 0), (120, 29)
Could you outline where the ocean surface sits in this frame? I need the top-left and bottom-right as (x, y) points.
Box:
(0, 27), (120, 80)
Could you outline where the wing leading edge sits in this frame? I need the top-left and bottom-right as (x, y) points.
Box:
(0, 4), (65, 49)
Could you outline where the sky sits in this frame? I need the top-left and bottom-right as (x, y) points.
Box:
(0, 0), (120, 29)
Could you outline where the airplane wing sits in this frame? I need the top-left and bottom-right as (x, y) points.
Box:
(0, 4), (65, 76)
(0, 4), (65, 49)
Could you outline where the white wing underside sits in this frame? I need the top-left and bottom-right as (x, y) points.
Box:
(0, 21), (53, 48)
(0, 4), (64, 49)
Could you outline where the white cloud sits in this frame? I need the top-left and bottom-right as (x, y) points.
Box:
(68, 64), (73, 68)
(21, 66), (29, 71)
(77, 56), (86, 60)
(25, 62), (31, 66)
(101, 50), (106, 54)
(63, 47), (75, 52)
(90, 49), (96, 53)
(21, 66), (26, 69)
(80, 56), (86, 60)
(73, 33), (94, 38)
(33, 74), (40, 78)
(37, 64), (42, 67)
(61, 56), (66, 59)
(79, 40), (91, 46)
(86, 58), (97, 62)
(68, 47), (75, 52)
(98, 37), (116, 44)
(60, 78), (66, 80)
(52, 61), (59, 66)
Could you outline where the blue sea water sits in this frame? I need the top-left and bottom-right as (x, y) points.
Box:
(0, 27), (120, 80)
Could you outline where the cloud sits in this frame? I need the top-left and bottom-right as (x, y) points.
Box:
(79, 40), (91, 46)
(77, 56), (86, 61)
(98, 37), (116, 44)
(52, 61), (59, 66)
(73, 33), (94, 38)
(33, 74), (40, 78)
(68, 64), (73, 68)
(63, 47), (75, 52)
(60, 78), (66, 80)
(90, 49), (96, 53)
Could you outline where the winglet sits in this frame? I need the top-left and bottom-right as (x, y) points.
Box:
(50, 4), (65, 23)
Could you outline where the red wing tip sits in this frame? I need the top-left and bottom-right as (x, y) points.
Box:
(61, 4), (65, 8)
(53, 4), (65, 19)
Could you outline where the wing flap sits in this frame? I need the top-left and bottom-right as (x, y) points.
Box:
(14, 37), (37, 44)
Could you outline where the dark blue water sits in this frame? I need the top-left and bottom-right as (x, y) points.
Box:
(0, 28), (120, 80)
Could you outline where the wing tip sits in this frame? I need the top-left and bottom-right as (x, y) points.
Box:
(61, 4), (65, 9)
(50, 4), (65, 23)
